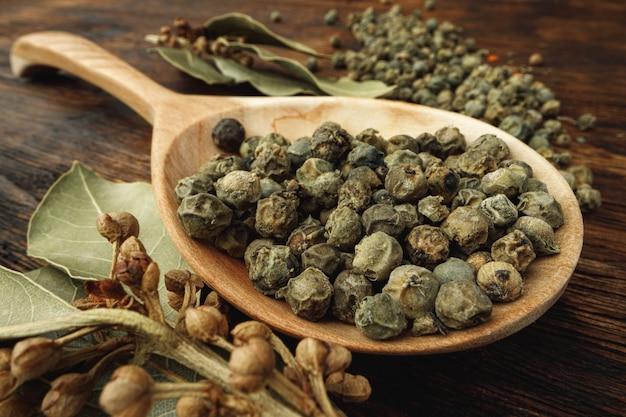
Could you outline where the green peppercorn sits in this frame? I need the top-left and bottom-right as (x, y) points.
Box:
(490, 230), (536, 273)
(332, 270), (374, 324)
(510, 216), (560, 256)
(361, 204), (405, 237)
(432, 257), (476, 285)
(476, 261), (523, 302)
(352, 231), (403, 282)
(404, 224), (450, 269)
(325, 205), (364, 252)
(301, 243), (343, 279)
(248, 244), (300, 296)
(384, 163), (428, 203)
(517, 191), (564, 229)
(435, 280), (493, 329)
(255, 191), (300, 240)
(212, 118), (246, 152)
(215, 170), (262, 210)
(174, 174), (213, 202)
(286, 223), (326, 256)
(276, 267), (333, 321)
(441, 206), (491, 254)
(354, 292), (408, 340)
(177, 193), (233, 240)
(383, 264), (440, 319)
(309, 122), (352, 163)
(479, 194), (519, 227)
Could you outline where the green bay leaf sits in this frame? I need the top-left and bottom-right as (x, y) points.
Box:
(0, 265), (76, 326)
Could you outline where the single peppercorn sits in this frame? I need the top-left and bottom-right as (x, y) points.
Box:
(212, 118), (246, 152)
(352, 231), (403, 282)
(383, 264), (440, 319)
(276, 267), (334, 321)
(435, 280), (493, 329)
(247, 244), (300, 296)
(332, 270), (373, 323)
(177, 193), (233, 240)
(476, 261), (524, 302)
(354, 292), (408, 340)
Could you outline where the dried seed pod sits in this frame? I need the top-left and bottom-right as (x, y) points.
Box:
(384, 163), (428, 202)
(276, 267), (334, 321)
(0, 348), (17, 398)
(214, 170), (262, 210)
(325, 372), (372, 403)
(361, 204), (405, 237)
(231, 321), (273, 346)
(517, 190), (565, 229)
(511, 216), (560, 256)
(476, 261), (524, 302)
(432, 257), (476, 285)
(383, 265), (440, 319)
(435, 280), (493, 329)
(441, 206), (491, 254)
(332, 270), (373, 323)
(352, 232), (403, 282)
(491, 229), (536, 273)
(177, 193), (233, 240)
(325, 206), (363, 252)
(255, 191), (299, 240)
(176, 395), (213, 417)
(355, 292), (408, 340)
(41, 372), (94, 417)
(248, 244), (299, 296)
(228, 337), (276, 393)
(404, 225), (450, 269)
(184, 305), (229, 343)
(96, 211), (140, 244)
(11, 337), (62, 382)
(99, 365), (154, 416)
(479, 194), (519, 227)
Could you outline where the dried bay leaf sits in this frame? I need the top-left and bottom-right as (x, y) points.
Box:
(203, 12), (327, 57)
(225, 41), (396, 98)
(25, 265), (88, 305)
(0, 265), (76, 326)
(27, 161), (190, 323)
(149, 46), (234, 85)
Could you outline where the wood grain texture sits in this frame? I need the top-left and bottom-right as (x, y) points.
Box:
(1, 0), (625, 415)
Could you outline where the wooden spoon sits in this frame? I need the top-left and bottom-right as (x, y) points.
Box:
(11, 31), (583, 354)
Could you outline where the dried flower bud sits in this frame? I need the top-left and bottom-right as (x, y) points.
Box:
(476, 261), (524, 302)
(184, 305), (229, 343)
(114, 251), (152, 288)
(229, 337), (276, 392)
(231, 321), (273, 346)
(99, 365), (153, 417)
(96, 212), (140, 243)
(0, 391), (40, 417)
(164, 270), (203, 295)
(325, 372), (372, 403)
(117, 236), (147, 260)
(323, 343), (352, 376)
(41, 372), (94, 417)
(295, 338), (328, 375)
(11, 337), (62, 382)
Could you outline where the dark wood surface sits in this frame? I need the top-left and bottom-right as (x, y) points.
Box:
(1, 1), (625, 416)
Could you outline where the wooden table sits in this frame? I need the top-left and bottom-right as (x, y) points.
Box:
(1, 1), (625, 416)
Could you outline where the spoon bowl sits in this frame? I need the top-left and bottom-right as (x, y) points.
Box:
(11, 31), (583, 354)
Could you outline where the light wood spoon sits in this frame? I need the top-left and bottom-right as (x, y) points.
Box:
(11, 31), (583, 354)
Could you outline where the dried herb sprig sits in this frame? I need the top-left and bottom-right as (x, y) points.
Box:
(0, 212), (370, 417)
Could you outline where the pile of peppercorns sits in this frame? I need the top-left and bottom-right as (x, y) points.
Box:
(174, 117), (564, 340)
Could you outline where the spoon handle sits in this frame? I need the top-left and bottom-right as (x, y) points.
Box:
(11, 31), (174, 125)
